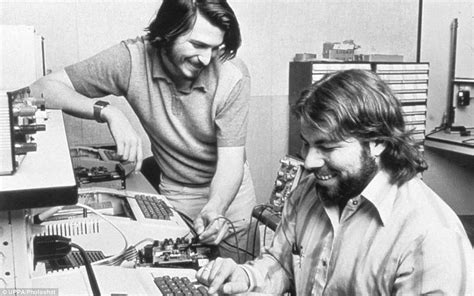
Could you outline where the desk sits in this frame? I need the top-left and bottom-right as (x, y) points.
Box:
(126, 170), (158, 193)
(424, 128), (474, 157)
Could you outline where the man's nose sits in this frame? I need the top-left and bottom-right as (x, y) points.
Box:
(304, 148), (325, 170)
(197, 48), (212, 66)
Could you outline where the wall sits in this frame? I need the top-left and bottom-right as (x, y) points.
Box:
(420, 0), (474, 215)
(422, 0), (473, 132)
(6, 0), (466, 207)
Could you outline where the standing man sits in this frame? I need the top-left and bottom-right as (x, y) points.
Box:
(30, 0), (258, 263)
(196, 69), (473, 294)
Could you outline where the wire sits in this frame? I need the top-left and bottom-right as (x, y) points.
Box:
(174, 208), (251, 262)
(251, 204), (275, 257)
(249, 204), (297, 294)
(174, 207), (261, 262)
(75, 203), (129, 266)
(221, 240), (254, 257)
(462, 138), (474, 146)
(262, 251), (296, 295)
(132, 237), (156, 248)
(425, 125), (446, 137)
(70, 242), (101, 296)
(213, 216), (241, 264)
(173, 208), (198, 238)
(263, 224), (269, 247)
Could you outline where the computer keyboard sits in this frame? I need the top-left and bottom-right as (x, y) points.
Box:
(135, 194), (174, 220)
(154, 275), (208, 296)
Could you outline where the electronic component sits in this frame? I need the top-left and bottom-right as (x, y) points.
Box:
(139, 237), (218, 270)
(1, 87), (46, 175)
(74, 165), (126, 189)
(73, 187), (188, 227)
(134, 194), (174, 220)
(70, 146), (135, 189)
(269, 155), (305, 212)
(37, 187), (191, 258)
(457, 90), (471, 106)
(42, 250), (106, 273)
(31, 265), (204, 295)
(0, 109), (78, 210)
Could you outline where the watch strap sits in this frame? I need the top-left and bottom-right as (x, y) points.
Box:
(93, 100), (110, 123)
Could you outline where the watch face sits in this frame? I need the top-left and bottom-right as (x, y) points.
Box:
(96, 100), (109, 107)
(94, 101), (110, 122)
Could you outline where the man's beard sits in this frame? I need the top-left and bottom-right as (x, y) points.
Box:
(316, 147), (378, 207)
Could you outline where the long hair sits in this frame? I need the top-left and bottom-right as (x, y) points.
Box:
(145, 0), (241, 61)
(292, 69), (427, 185)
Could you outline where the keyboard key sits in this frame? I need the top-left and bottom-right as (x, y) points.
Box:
(154, 276), (208, 296)
(135, 194), (174, 220)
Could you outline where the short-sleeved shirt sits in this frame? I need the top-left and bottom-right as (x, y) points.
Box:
(65, 36), (250, 185)
(242, 170), (473, 295)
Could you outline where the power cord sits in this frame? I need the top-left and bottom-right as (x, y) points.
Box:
(33, 235), (101, 296)
(70, 242), (101, 296)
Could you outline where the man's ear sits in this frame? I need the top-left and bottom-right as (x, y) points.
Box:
(369, 141), (386, 158)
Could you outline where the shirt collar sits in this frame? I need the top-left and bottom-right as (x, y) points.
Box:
(360, 170), (398, 226)
(151, 47), (211, 93)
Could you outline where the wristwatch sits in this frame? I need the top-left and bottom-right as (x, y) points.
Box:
(93, 100), (110, 123)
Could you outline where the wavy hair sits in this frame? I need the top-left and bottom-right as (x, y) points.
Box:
(145, 0), (241, 61)
(292, 69), (427, 185)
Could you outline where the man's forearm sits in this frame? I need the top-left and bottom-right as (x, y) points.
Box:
(207, 165), (243, 215)
(30, 76), (96, 119)
(206, 146), (246, 215)
(241, 252), (292, 293)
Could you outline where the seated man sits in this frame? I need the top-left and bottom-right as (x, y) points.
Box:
(196, 69), (473, 295)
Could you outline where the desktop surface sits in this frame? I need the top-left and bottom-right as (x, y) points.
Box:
(425, 128), (474, 157)
(32, 265), (205, 296)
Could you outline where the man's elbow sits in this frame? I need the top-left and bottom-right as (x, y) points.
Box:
(29, 75), (61, 97)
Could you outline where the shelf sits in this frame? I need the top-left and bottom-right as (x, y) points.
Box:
(403, 111), (427, 116)
(453, 77), (474, 84)
(289, 61), (430, 156)
(425, 128), (474, 157)
(400, 99), (427, 105)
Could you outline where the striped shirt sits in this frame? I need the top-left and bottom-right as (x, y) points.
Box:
(243, 170), (473, 295)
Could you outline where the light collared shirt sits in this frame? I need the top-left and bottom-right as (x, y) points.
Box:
(243, 170), (473, 295)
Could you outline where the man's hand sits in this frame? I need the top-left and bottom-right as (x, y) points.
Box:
(194, 211), (229, 245)
(29, 70), (144, 172)
(196, 258), (250, 294)
(101, 105), (143, 171)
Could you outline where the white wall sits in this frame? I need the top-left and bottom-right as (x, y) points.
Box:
(421, 0), (473, 132)
(420, 0), (474, 215)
